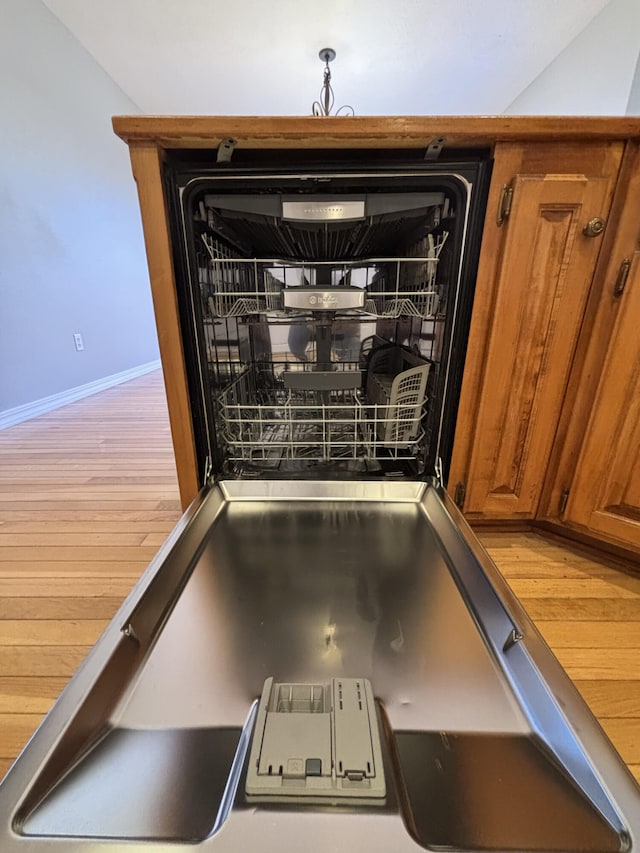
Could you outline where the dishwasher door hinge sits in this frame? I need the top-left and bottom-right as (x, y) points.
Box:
(496, 183), (514, 226)
(424, 136), (446, 161)
(453, 481), (466, 510)
(216, 137), (237, 163)
(559, 487), (570, 516)
(204, 455), (214, 485)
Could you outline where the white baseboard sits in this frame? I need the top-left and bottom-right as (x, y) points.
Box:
(0, 360), (162, 430)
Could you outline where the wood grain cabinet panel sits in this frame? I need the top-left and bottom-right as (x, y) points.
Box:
(463, 173), (617, 517)
(562, 254), (640, 548)
(128, 145), (200, 508)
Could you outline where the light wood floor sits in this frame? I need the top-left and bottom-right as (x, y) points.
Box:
(0, 370), (638, 789)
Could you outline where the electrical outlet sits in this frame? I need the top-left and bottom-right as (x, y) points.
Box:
(73, 333), (84, 352)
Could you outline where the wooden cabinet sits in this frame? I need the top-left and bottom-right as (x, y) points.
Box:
(449, 142), (623, 519)
(113, 117), (640, 557)
(540, 143), (640, 551)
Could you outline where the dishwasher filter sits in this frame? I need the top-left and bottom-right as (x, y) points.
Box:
(246, 677), (386, 801)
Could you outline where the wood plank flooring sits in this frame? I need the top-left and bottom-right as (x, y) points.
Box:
(477, 531), (640, 784)
(0, 371), (181, 782)
(0, 370), (638, 792)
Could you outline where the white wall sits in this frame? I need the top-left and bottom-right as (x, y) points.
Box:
(0, 0), (159, 418)
(505, 0), (640, 115)
(627, 49), (640, 114)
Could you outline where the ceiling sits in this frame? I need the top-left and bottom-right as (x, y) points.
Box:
(42, 0), (626, 115)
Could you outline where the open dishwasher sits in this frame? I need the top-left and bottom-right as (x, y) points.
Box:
(1, 150), (639, 852)
(173, 156), (490, 484)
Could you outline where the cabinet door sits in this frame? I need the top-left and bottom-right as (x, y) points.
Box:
(463, 173), (616, 517)
(562, 254), (640, 547)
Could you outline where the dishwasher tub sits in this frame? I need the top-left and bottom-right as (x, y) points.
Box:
(0, 480), (638, 851)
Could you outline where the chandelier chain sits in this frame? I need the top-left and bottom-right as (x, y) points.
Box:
(311, 49), (354, 117)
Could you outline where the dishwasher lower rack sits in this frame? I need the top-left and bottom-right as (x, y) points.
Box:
(215, 364), (428, 466)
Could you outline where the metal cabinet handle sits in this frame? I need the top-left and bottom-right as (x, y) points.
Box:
(613, 258), (631, 298)
(582, 217), (605, 238)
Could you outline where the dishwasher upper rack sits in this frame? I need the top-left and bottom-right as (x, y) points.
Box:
(199, 238), (447, 321)
(215, 363), (428, 466)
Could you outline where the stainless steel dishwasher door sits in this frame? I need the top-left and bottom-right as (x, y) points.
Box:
(0, 480), (638, 852)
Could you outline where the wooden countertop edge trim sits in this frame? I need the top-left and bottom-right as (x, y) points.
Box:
(112, 115), (640, 147)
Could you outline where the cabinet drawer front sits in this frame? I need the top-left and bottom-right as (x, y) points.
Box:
(465, 174), (615, 517)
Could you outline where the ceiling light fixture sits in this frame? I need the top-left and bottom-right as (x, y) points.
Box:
(312, 48), (355, 117)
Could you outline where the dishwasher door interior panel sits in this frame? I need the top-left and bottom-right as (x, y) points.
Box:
(1, 481), (637, 851)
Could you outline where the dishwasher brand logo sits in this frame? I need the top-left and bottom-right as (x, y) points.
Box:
(309, 293), (338, 307)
